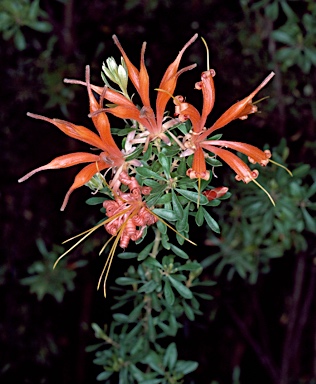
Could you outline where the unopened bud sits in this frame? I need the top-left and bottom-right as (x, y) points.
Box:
(203, 186), (229, 201)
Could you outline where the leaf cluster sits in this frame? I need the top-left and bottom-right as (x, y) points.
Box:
(20, 238), (87, 302)
(0, 0), (52, 50)
(203, 140), (316, 283)
(88, 244), (214, 383)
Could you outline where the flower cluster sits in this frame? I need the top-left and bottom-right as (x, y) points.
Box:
(19, 33), (291, 285)
(103, 171), (157, 249)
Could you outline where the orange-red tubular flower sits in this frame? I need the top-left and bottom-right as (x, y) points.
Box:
(203, 186), (229, 201)
(19, 66), (125, 211)
(176, 71), (275, 182)
(101, 34), (198, 144)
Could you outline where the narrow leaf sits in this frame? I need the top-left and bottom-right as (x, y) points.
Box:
(168, 275), (192, 299)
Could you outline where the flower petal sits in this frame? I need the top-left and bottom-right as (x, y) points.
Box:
(18, 152), (100, 182)
(202, 72), (275, 138)
(186, 147), (210, 180)
(175, 102), (201, 131)
(202, 140), (270, 166)
(156, 34), (198, 127)
(61, 161), (108, 211)
(139, 42), (150, 107)
(85, 66), (124, 160)
(112, 35), (140, 93)
(203, 144), (255, 183)
(198, 70), (216, 131)
(27, 113), (107, 151)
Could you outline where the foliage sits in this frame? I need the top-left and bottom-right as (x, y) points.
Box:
(20, 238), (87, 302)
(88, 247), (209, 383)
(202, 140), (316, 283)
(238, 0), (316, 130)
(0, 0), (52, 50)
(2, 0), (316, 383)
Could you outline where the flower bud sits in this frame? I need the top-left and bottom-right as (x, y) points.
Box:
(203, 186), (229, 201)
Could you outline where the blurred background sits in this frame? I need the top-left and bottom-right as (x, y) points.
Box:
(1, 0), (316, 383)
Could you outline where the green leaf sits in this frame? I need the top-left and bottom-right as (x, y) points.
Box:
(14, 28), (26, 50)
(97, 371), (113, 380)
(28, 21), (52, 32)
(175, 188), (208, 205)
(29, 0), (40, 19)
(280, 1), (299, 22)
(202, 207), (220, 233)
(182, 300), (195, 320)
(169, 244), (189, 259)
(138, 280), (158, 293)
(265, 2), (279, 21)
(164, 279), (175, 306)
(272, 30), (296, 46)
(163, 342), (177, 370)
(175, 360), (198, 375)
(171, 190), (184, 219)
(85, 196), (105, 205)
(155, 193), (172, 204)
(161, 232), (171, 249)
(301, 207), (316, 233)
(177, 261), (201, 271)
(195, 206), (204, 226)
(125, 322), (143, 341)
(147, 315), (156, 342)
(177, 158), (187, 176)
(153, 208), (178, 221)
(292, 164), (310, 178)
(143, 257), (162, 268)
(306, 181), (316, 199)
(112, 313), (129, 323)
(115, 277), (141, 285)
(117, 252), (138, 259)
(168, 275), (192, 299)
(91, 322), (107, 339)
(156, 219), (167, 234)
(158, 152), (171, 178)
(136, 166), (166, 181)
(138, 241), (154, 261)
(128, 302), (144, 322)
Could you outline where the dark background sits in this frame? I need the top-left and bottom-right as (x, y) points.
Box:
(1, 1), (316, 383)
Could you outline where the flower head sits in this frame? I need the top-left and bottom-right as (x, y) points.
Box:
(86, 34), (198, 150)
(176, 71), (276, 187)
(19, 66), (126, 211)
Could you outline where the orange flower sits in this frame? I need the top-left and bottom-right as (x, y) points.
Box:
(176, 71), (276, 184)
(85, 34), (198, 149)
(203, 186), (229, 201)
(19, 66), (126, 211)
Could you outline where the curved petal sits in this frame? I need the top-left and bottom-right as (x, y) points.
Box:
(201, 72), (275, 139)
(139, 42), (150, 107)
(156, 34), (198, 127)
(104, 87), (137, 107)
(63, 78), (104, 96)
(203, 144), (254, 183)
(187, 146), (209, 180)
(61, 161), (109, 211)
(18, 152), (100, 182)
(85, 66), (123, 159)
(156, 63), (197, 128)
(112, 35), (140, 93)
(27, 113), (107, 151)
(198, 70), (215, 131)
(202, 140), (269, 165)
(104, 105), (149, 129)
(177, 102), (201, 132)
